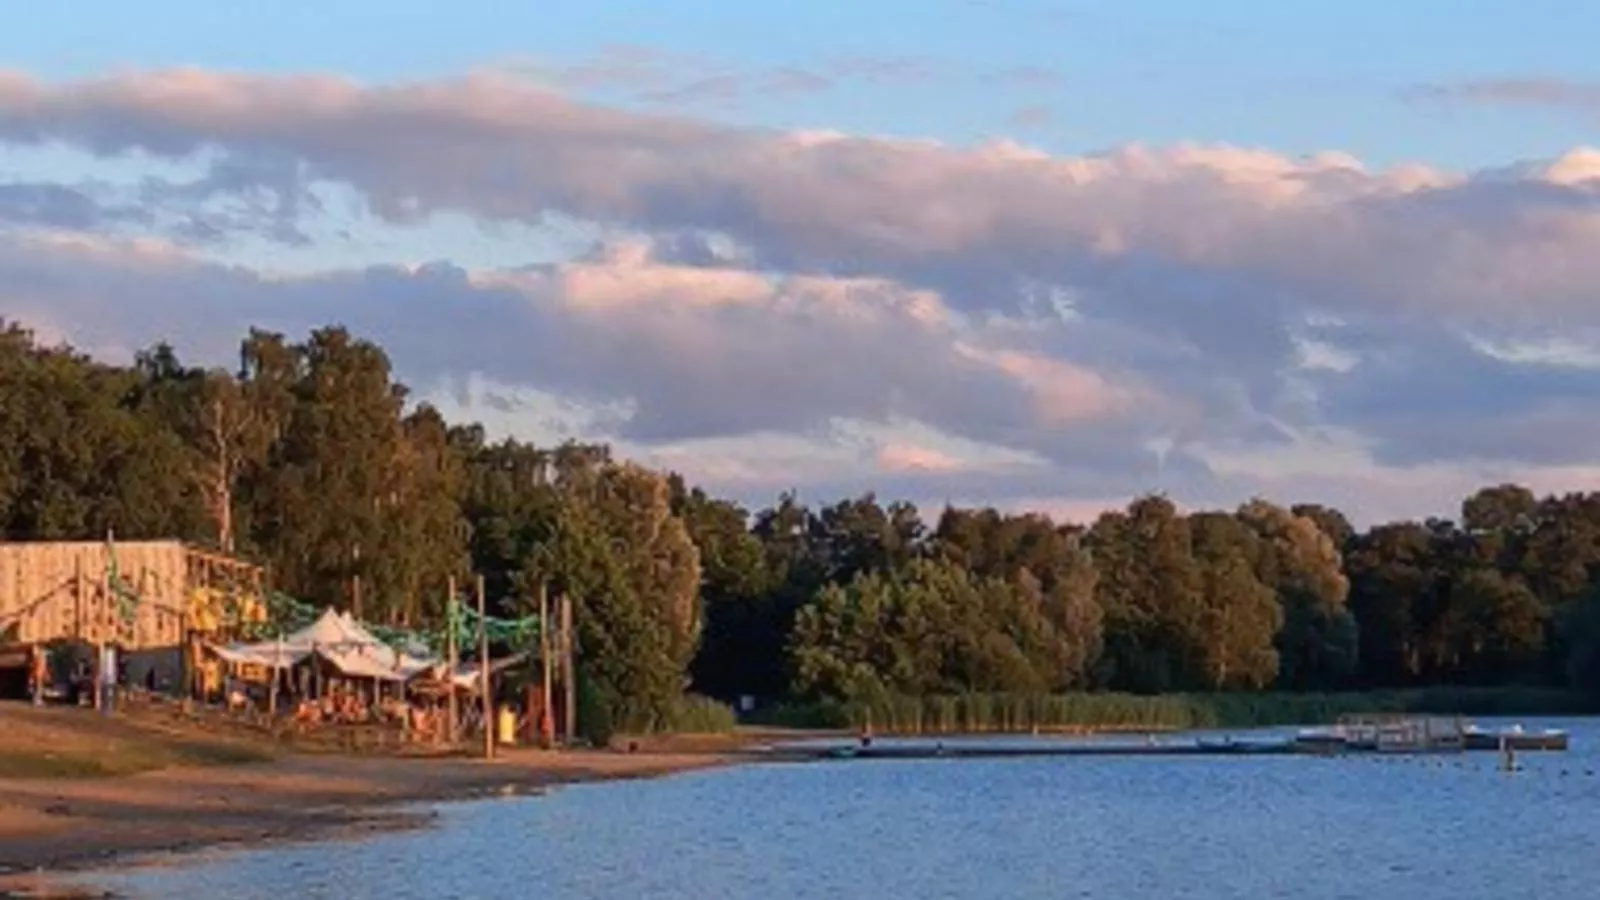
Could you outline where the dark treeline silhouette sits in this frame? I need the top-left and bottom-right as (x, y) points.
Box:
(5, 322), (1600, 729)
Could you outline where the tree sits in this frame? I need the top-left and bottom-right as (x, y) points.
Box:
(244, 327), (411, 615)
(1237, 499), (1358, 688)
(748, 492), (830, 697)
(376, 406), (470, 624)
(15, 320), (1600, 713)
(1189, 512), (1280, 689)
(1461, 484), (1538, 536)
(1446, 568), (1546, 682)
(812, 493), (924, 585)
(791, 556), (1063, 699)
(672, 480), (776, 702)
(0, 326), (200, 541)
(1345, 522), (1435, 685)
(1087, 495), (1206, 692)
(1290, 503), (1354, 550)
(1558, 588), (1600, 697)
(544, 462), (702, 730)
(933, 508), (1105, 689)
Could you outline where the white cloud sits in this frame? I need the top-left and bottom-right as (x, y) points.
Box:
(3, 67), (1600, 523)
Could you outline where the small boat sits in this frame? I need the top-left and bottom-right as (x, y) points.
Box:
(1462, 724), (1569, 752)
(1292, 727), (1351, 753)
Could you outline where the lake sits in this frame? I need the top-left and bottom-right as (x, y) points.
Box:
(78, 718), (1600, 899)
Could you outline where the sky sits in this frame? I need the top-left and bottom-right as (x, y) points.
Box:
(2, 0), (1599, 527)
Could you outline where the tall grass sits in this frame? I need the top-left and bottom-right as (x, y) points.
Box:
(757, 686), (1597, 734)
(609, 693), (739, 737)
(664, 694), (739, 733)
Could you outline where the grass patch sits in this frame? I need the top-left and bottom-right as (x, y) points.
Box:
(0, 704), (275, 779)
(0, 739), (272, 779)
(0, 751), (115, 779)
(796, 686), (1598, 735)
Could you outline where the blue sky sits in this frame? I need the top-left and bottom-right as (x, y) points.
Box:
(8, 0), (1598, 168)
(2, 2), (1599, 524)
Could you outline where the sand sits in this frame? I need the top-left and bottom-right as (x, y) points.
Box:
(0, 707), (819, 898)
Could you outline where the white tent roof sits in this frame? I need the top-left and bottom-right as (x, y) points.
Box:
(210, 638), (309, 669)
(209, 607), (510, 684)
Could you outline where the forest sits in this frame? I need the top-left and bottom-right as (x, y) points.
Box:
(4, 321), (1600, 733)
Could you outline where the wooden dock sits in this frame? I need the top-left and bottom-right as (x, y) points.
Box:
(816, 740), (1295, 761)
(805, 722), (1570, 762)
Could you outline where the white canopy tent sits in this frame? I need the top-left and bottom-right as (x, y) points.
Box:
(210, 608), (447, 683)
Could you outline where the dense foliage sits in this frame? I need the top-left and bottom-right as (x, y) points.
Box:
(6, 321), (1600, 728)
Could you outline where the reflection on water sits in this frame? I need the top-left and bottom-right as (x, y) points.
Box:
(81, 718), (1600, 900)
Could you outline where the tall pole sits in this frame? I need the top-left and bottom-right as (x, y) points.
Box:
(477, 575), (494, 759)
(561, 593), (575, 745)
(180, 610), (192, 704)
(73, 554), (83, 642)
(351, 543), (363, 621)
(98, 538), (112, 714)
(445, 576), (458, 745)
(538, 582), (553, 748)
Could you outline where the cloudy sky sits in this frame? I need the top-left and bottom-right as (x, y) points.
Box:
(3, 1), (1599, 526)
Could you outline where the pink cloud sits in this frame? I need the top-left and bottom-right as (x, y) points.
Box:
(876, 442), (964, 473)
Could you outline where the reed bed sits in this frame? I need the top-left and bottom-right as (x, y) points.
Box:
(752, 687), (1595, 734)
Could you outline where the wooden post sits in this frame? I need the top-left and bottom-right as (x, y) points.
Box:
(179, 610), (191, 705)
(445, 577), (458, 745)
(98, 544), (111, 714)
(561, 593), (575, 745)
(525, 682), (537, 745)
(476, 575), (493, 759)
(538, 582), (553, 749)
(73, 553), (84, 643)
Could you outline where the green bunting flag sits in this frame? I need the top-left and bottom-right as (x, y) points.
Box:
(101, 539), (539, 652)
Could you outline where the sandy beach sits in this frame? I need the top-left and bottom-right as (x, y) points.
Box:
(0, 705), (815, 898)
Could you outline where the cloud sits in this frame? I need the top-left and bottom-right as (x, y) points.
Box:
(500, 46), (1059, 110)
(1410, 77), (1600, 113)
(0, 182), (143, 230)
(3, 68), (1600, 524)
(0, 227), (1155, 469)
(2, 69), (1593, 328)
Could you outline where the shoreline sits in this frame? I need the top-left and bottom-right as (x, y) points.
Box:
(0, 740), (800, 898)
(0, 720), (1281, 896)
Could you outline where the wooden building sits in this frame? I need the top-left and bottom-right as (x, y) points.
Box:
(0, 540), (264, 698)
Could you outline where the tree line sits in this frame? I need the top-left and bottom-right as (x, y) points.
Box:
(4, 322), (1599, 728)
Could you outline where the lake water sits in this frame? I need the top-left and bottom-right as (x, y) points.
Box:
(79, 718), (1600, 899)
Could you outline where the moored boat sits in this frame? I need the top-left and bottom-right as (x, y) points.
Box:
(1462, 724), (1569, 752)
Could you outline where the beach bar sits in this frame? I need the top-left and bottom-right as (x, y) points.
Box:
(0, 539), (264, 700)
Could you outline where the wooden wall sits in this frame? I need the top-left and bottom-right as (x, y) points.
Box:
(0, 541), (191, 649)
